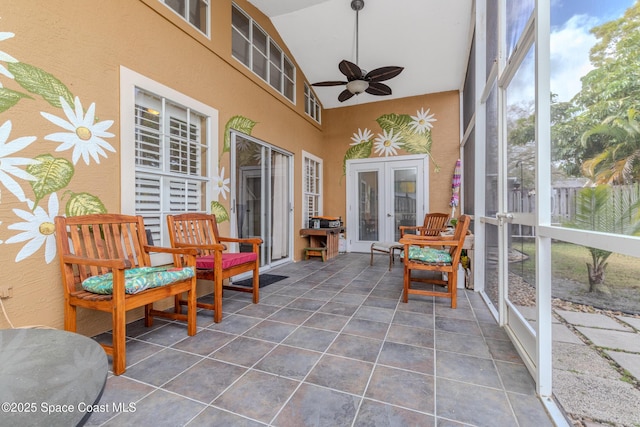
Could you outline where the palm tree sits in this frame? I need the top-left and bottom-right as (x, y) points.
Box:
(565, 185), (640, 293)
(581, 108), (640, 185)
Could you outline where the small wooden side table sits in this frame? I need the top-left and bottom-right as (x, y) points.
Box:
(299, 227), (344, 261)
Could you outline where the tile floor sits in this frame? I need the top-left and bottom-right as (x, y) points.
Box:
(87, 253), (554, 426)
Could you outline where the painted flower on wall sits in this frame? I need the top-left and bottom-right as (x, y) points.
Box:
(212, 166), (230, 200)
(0, 31), (18, 80)
(373, 129), (402, 156)
(5, 192), (59, 263)
(0, 120), (38, 202)
(350, 128), (373, 145)
(408, 108), (437, 133)
(342, 107), (440, 174)
(40, 96), (115, 165)
(0, 32), (111, 265)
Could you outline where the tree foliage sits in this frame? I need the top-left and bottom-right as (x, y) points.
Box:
(552, 1), (640, 180)
(581, 108), (640, 184)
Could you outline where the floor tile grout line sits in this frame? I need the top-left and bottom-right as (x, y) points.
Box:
(265, 260), (380, 425)
(349, 275), (414, 427)
(98, 255), (546, 426)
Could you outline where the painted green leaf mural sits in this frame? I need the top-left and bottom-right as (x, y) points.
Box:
(27, 154), (74, 207)
(377, 113), (412, 132)
(376, 113), (432, 153)
(0, 87), (33, 113)
(375, 111), (439, 170)
(343, 140), (373, 174)
(8, 62), (74, 108)
(402, 128), (433, 154)
(65, 192), (107, 216)
(223, 115), (257, 155)
(210, 201), (230, 223)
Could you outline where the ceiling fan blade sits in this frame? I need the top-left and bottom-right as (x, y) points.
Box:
(365, 66), (404, 82)
(312, 80), (348, 87)
(339, 60), (363, 81)
(338, 89), (355, 102)
(365, 82), (392, 96)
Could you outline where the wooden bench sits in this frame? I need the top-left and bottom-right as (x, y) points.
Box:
(54, 214), (198, 375)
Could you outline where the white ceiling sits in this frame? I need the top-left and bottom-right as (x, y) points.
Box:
(247, 0), (475, 109)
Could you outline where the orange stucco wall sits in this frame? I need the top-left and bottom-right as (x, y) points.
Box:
(322, 91), (461, 220)
(0, 0), (460, 334)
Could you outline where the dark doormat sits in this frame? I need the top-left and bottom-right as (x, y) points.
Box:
(232, 274), (288, 288)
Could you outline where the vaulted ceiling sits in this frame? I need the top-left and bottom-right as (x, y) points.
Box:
(248, 0), (475, 109)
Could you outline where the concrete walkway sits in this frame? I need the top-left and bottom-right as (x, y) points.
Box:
(519, 306), (640, 426)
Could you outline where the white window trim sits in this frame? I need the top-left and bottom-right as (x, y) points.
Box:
(302, 150), (323, 227)
(120, 66), (218, 249)
(231, 3), (296, 104)
(304, 83), (322, 123)
(160, 0), (211, 38)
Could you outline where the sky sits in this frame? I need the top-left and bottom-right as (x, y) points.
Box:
(550, 0), (635, 101)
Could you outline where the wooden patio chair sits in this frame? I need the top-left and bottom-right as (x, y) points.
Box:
(399, 215), (470, 308)
(54, 213), (198, 375)
(166, 213), (262, 323)
(399, 212), (450, 237)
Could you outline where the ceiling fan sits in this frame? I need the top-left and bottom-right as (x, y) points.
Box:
(312, 0), (404, 102)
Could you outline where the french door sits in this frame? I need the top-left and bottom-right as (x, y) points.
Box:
(346, 156), (428, 253)
(230, 132), (293, 269)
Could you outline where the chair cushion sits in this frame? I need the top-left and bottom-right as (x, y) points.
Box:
(371, 242), (402, 252)
(196, 252), (258, 270)
(406, 246), (452, 264)
(82, 266), (195, 295)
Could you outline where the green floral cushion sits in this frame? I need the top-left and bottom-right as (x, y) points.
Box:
(82, 266), (195, 295)
(406, 246), (452, 264)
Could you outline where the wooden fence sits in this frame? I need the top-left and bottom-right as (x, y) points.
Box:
(509, 183), (640, 235)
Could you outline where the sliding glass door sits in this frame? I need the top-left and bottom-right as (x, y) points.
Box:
(231, 132), (293, 268)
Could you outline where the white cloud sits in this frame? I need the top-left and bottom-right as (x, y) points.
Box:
(550, 14), (598, 102)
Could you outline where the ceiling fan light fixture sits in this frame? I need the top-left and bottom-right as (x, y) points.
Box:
(346, 79), (369, 94)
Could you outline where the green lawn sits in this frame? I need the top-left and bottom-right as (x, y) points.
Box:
(515, 240), (640, 290)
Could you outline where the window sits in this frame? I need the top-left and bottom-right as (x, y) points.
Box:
(120, 67), (217, 257)
(162, 0), (209, 36)
(303, 152), (323, 228)
(134, 90), (209, 245)
(304, 83), (322, 123)
(231, 4), (295, 102)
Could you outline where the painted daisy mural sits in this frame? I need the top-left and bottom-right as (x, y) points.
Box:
(343, 107), (440, 174)
(0, 120), (39, 202)
(41, 96), (116, 165)
(5, 192), (59, 264)
(212, 166), (230, 200)
(373, 129), (402, 157)
(350, 128), (373, 146)
(0, 31), (18, 81)
(0, 30), (111, 263)
(409, 107), (437, 133)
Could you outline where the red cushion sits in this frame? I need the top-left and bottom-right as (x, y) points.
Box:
(196, 252), (257, 270)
